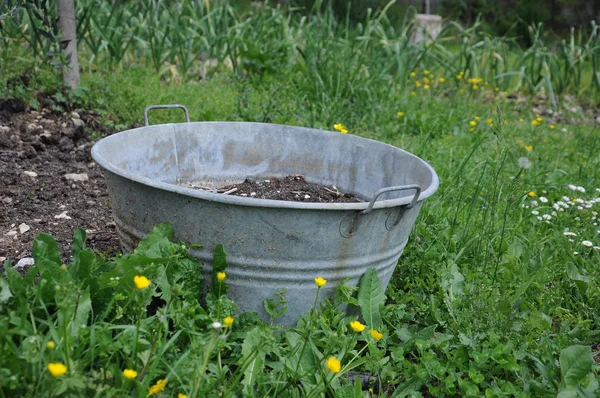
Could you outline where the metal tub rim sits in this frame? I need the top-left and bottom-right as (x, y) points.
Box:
(91, 121), (439, 211)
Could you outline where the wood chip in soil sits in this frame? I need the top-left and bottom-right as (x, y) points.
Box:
(182, 175), (364, 203)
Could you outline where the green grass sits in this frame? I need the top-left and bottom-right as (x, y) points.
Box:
(1, 0), (600, 396)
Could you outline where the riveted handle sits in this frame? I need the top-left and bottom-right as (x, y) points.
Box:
(361, 184), (421, 214)
(144, 104), (190, 126)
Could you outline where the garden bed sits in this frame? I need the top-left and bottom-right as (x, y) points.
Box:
(0, 99), (121, 269)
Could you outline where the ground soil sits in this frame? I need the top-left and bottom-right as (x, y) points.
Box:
(184, 175), (363, 203)
(0, 98), (121, 271)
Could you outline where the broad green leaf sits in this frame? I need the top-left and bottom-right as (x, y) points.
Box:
(69, 288), (91, 337)
(134, 223), (175, 258)
(357, 267), (386, 330)
(440, 261), (464, 301)
(32, 233), (62, 269)
(285, 331), (315, 375)
(72, 228), (86, 258)
(212, 244), (227, 272)
(0, 276), (13, 303)
(560, 345), (594, 388)
(241, 326), (271, 393)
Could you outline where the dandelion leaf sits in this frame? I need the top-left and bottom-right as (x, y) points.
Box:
(559, 345), (594, 389)
(357, 267), (386, 330)
(241, 326), (272, 393)
(134, 223), (175, 258)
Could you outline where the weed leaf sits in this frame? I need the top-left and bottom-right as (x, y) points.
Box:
(559, 345), (594, 389)
(357, 267), (386, 330)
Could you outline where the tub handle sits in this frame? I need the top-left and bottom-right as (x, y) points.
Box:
(144, 104), (190, 126)
(341, 184), (421, 237)
(361, 184), (421, 214)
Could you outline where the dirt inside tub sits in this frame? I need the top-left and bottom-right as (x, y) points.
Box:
(179, 174), (364, 203)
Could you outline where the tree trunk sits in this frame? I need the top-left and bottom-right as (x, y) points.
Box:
(56, 0), (80, 89)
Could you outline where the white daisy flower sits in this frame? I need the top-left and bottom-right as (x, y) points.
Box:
(531, 200), (539, 206)
(536, 216), (543, 221)
(532, 210), (540, 215)
(575, 198), (585, 204)
(573, 251), (579, 255)
(594, 246), (600, 251)
(577, 186), (586, 192)
(567, 184), (577, 191)
(562, 196), (571, 202)
(211, 322), (222, 329)
(539, 197), (548, 203)
(577, 206), (584, 211)
(542, 214), (552, 220)
(563, 231), (577, 237)
(582, 241), (593, 247)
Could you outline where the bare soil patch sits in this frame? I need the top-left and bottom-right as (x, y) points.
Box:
(0, 98), (120, 270)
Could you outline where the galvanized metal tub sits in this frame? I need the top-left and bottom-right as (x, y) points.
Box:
(91, 106), (439, 326)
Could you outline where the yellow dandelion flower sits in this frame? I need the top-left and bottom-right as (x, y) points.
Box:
(46, 341), (55, 349)
(472, 84), (479, 90)
(531, 120), (539, 126)
(486, 118), (493, 124)
(47, 363), (67, 377)
(528, 191), (536, 197)
(217, 272), (226, 282)
(349, 320), (366, 333)
(370, 329), (384, 341)
(423, 69), (430, 75)
(469, 121), (477, 127)
(438, 77), (445, 83)
(123, 369), (138, 380)
(178, 394), (188, 398)
(550, 124), (555, 129)
(525, 145), (533, 151)
(424, 84), (430, 90)
(494, 87), (499, 92)
(536, 116), (543, 122)
(147, 379), (168, 397)
(456, 74), (463, 80)
(333, 123), (348, 134)
(410, 71), (417, 77)
(326, 357), (341, 373)
(519, 118), (524, 123)
(314, 277), (327, 287)
(134, 275), (151, 290)
(223, 316), (234, 327)
(397, 111), (404, 117)
(415, 80), (421, 87)
(474, 116), (480, 121)
(423, 77), (430, 84)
